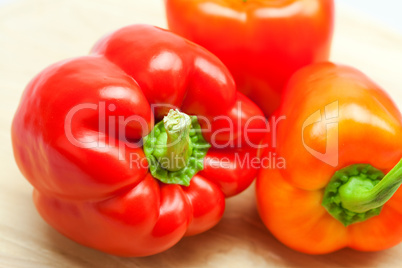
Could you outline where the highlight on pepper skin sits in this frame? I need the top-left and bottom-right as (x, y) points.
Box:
(256, 62), (402, 255)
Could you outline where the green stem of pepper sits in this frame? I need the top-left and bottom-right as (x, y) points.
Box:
(322, 159), (402, 226)
(161, 109), (192, 171)
(143, 109), (210, 186)
(339, 158), (402, 213)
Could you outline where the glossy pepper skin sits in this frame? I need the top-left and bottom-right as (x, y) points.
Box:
(12, 24), (266, 257)
(165, 0), (334, 116)
(256, 62), (402, 254)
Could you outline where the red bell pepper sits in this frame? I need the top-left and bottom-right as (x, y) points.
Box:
(257, 62), (402, 254)
(165, 0), (334, 116)
(12, 24), (266, 257)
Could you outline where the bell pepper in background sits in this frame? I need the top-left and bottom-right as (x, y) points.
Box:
(12, 24), (267, 257)
(256, 62), (402, 254)
(165, 0), (334, 116)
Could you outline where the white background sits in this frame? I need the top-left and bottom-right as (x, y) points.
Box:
(337, 0), (402, 34)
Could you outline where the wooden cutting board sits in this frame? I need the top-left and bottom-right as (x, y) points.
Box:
(1, 0), (402, 267)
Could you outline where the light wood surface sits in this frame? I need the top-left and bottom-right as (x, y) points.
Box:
(1, 0), (402, 267)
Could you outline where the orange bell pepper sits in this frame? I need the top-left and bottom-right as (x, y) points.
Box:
(165, 0), (334, 116)
(257, 62), (402, 254)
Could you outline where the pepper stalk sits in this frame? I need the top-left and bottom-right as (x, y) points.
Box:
(143, 109), (210, 186)
(323, 159), (402, 226)
(162, 109), (193, 171)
